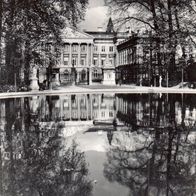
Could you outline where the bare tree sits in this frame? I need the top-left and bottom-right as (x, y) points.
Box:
(105, 0), (196, 83)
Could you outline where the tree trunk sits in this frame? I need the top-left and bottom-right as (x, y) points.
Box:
(150, 1), (162, 83)
(5, 37), (15, 84)
(24, 40), (31, 86)
(5, 0), (16, 85)
(0, 0), (3, 66)
(167, 0), (176, 83)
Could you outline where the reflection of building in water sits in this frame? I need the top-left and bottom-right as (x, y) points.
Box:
(175, 102), (196, 126)
(37, 94), (116, 123)
(27, 94), (117, 138)
(0, 94), (117, 144)
(116, 94), (196, 129)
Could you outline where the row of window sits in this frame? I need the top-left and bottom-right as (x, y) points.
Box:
(94, 45), (114, 52)
(63, 57), (87, 66)
(46, 44), (89, 53)
(62, 56), (113, 66)
(45, 44), (114, 53)
(93, 58), (113, 66)
(118, 45), (176, 65)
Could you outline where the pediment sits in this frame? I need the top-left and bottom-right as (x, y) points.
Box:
(61, 27), (94, 40)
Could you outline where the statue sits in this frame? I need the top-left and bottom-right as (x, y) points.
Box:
(159, 76), (162, 87)
(140, 76), (142, 86)
(29, 66), (39, 91)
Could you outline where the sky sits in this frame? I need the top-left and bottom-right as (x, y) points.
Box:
(79, 0), (139, 32)
(80, 0), (109, 31)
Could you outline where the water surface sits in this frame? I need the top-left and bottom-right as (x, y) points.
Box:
(0, 93), (195, 196)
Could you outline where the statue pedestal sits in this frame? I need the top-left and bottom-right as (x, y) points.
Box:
(29, 78), (39, 90)
(52, 73), (60, 87)
(29, 67), (39, 91)
(102, 67), (116, 85)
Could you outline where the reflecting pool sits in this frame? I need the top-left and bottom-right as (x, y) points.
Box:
(0, 93), (195, 196)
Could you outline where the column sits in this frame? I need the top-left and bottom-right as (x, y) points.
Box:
(75, 43), (81, 84)
(78, 43), (81, 67)
(69, 43), (72, 66)
(99, 53), (101, 67)
(88, 43), (92, 85)
(116, 47), (119, 67)
(90, 43), (93, 65)
(116, 96), (119, 112)
(87, 43), (89, 66)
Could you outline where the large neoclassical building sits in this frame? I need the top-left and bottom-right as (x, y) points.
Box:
(32, 19), (129, 89)
(33, 18), (195, 89)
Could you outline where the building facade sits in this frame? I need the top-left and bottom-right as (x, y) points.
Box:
(34, 20), (196, 89)
(36, 28), (125, 88)
(86, 30), (116, 85)
(38, 27), (94, 87)
(116, 31), (167, 86)
(116, 30), (196, 87)
(34, 19), (129, 89)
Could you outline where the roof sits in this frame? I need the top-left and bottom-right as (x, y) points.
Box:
(60, 27), (94, 40)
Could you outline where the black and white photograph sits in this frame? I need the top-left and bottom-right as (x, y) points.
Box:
(0, 0), (196, 195)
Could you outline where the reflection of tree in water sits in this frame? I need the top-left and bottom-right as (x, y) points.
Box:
(104, 94), (196, 196)
(0, 98), (92, 196)
(104, 129), (196, 195)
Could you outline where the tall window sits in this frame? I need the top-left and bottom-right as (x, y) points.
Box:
(93, 58), (98, 66)
(94, 69), (98, 78)
(81, 45), (86, 52)
(72, 45), (78, 52)
(63, 56), (69, 66)
(64, 44), (69, 52)
(101, 46), (105, 52)
(72, 58), (77, 66)
(109, 46), (113, 52)
(81, 58), (86, 66)
(101, 58), (105, 66)
(94, 45), (98, 52)
(109, 111), (113, 117)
